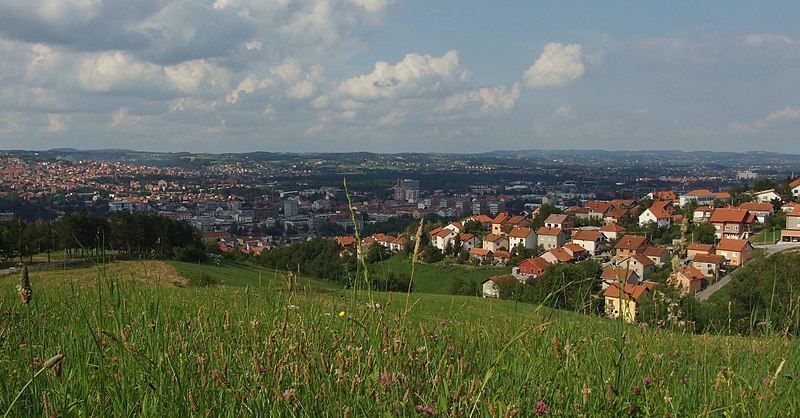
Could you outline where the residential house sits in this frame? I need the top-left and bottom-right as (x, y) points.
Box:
(715, 238), (754, 267)
(541, 248), (575, 264)
(780, 207), (800, 242)
(754, 189), (782, 203)
(482, 234), (509, 252)
(739, 202), (774, 224)
(791, 178), (800, 198)
(432, 228), (458, 252)
(571, 230), (606, 256)
(679, 189), (717, 207)
(601, 267), (640, 288)
(586, 201), (613, 220)
(642, 246), (669, 267)
(469, 248), (494, 264)
(537, 227), (569, 250)
(517, 256), (551, 277)
(468, 214), (494, 230)
(686, 243), (715, 257)
(544, 214), (573, 233)
(458, 233), (481, 251)
(647, 191), (677, 202)
(491, 212), (512, 235)
(617, 254), (657, 281)
(506, 215), (532, 229)
(670, 267), (705, 294)
(614, 235), (652, 262)
(443, 221), (463, 234)
(611, 199), (637, 210)
(710, 207), (756, 239)
(482, 278), (500, 298)
(605, 208), (630, 224)
(639, 204), (673, 227)
(692, 206), (714, 223)
(563, 243), (589, 261)
(783, 202), (798, 213)
(493, 250), (512, 265)
(507, 227), (538, 250)
(568, 206), (592, 220)
(599, 223), (627, 241)
(691, 253), (726, 280)
(603, 282), (657, 322)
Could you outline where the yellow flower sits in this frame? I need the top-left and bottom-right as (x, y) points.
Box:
(338, 311), (345, 317)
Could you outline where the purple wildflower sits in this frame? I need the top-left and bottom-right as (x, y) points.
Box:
(282, 389), (295, 399)
(39, 312), (46, 319)
(111, 357), (119, 363)
(763, 378), (771, 387)
(380, 372), (391, 387)
(415, 404), (436, 416)
(33, 357), (41, 368)
(632, 385), (641, 396)
(18, 343), (27, 349)
(643, 376), (653, 385)
(258, 363), (266, 374)
(535, 401), (548, 415)
(439, 320), (447, 326)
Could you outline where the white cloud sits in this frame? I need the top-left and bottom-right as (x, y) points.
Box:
(632, 106), (650, 115)
(337, 50), (470, 102)
(743, 34), (795, 47)
(766, 106), (800, 122)
(110, 107), (142, 127)
(226, 58), (323, 103)
(728, 106), (800, 134)
(437, 82), (520, 118)
(46, 113), (66, 132)
(553, 104), (575, 119)
(524, 42), (585, 88)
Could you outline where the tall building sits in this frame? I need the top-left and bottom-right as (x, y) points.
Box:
(283, 198), (299, 217)
(394, 179), (420, 202)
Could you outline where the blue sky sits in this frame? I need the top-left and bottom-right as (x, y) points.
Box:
(0, 1), (798, 154)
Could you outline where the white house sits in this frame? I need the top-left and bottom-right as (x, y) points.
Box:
(791, 178), (800, 198)
(571, 230), (606, 256)
(754, 189), (781, 203)
(482, 278), (500, 298)
(507, 227), (538, 250)
(638, 206), (672, 228)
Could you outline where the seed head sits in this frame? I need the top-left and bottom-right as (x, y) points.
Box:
(17, 265), (32, 305)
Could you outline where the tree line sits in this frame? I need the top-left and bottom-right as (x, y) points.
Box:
(0, 211), (204, 263)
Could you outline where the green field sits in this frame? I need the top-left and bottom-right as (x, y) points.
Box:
(372, 255), (512, 294)
(1, 260), (799, 416)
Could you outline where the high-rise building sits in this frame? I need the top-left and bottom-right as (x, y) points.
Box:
(283, 198), (299, 217)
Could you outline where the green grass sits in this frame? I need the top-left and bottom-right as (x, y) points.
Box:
(167, 259), (343, 291)
(1, 261), (799, 416)
(372, 254), (512, 294)
(751, 227), (781, 244)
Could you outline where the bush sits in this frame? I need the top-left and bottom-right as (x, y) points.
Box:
(189, 273), (219, 287)
(174, 245), (208, 263)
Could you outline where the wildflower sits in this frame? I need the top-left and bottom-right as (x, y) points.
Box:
(535, 401), (548, 415)
(762, 378), (771, 387)
(439, 320), (447, 326)
(101, 340), (107, 348)
(16, 265), (32, 305)
(111, 357), (119, 364)
(282, 389), (295, 399)
(39, 312), (46, 319)
(19, 343), (27, 349)
(338, 311), (346, 317)
(631, 386), (641, 396)
(33, 357), (41, 368)
(258, 363), (266, 374)
(428, 333), (438, 342)
(643, 376), (653, 385)
(380, 372), (391, 387)
(415, 404), (436, 416)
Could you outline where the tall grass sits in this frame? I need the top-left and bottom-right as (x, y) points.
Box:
(1, 261), (798, 416)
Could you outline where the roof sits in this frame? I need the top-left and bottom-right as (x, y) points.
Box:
(611, 199), (636, 209)
(790, 178), (800, 189)
(715, 192), (731, 199)
(337, 236), (356, 246)
(710, 208), (755, 224)
(599, 223), (627, 233)
(694, 206), (714, 213)
(537, 226), (564, 236)
(492, 212), (512, 224)
(459, 233), (475, 241)
(572, 230), (603, 241)
(601, 267), (638, 281)
(739, 202), (774, 212)
(435, 229), (455, 238)
(693, 253), (726, 263)
(546, 248), (575, 262)
(644, 206), (672, 219)
(494, 250), (512, 259)
(687, 243), (714, 252)
(650, 191), (677, 200)
(428, 227), (443, 236)
(471, 215), (494, 223)
(622, 254), (655, 266)
(683, 189), (715, 197)
(544, 214), (570, 224)
(508, 227), (534, 238)
(602, 282), (656, 300)
(508, 215), (528, 225)
(586, 201), (612, 214)
(716, 238), (752, 252)
(564, 243), (588, 254)
(469, 248), (493, 256)
(786, 207), (800, 217)
(642, 246), (668, 257)
(483, 233), (507, 243)
(781, 229), (800, 237)
(519, 256), (551, 271)
(677, 267), (705, 281)
(615, 235), (649, 250)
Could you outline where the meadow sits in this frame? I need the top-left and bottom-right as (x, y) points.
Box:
(1, 260), (798, 417)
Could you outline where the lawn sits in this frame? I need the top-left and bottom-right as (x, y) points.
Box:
(372, 254), (512, 294)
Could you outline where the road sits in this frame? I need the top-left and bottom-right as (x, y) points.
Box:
(696, 241), (800, 302)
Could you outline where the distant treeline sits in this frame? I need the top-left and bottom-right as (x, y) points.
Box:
(0, 212), (204, 263)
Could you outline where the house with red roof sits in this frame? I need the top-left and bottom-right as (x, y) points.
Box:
(617, 254), (657, 281)
(458, 233), (481, 252)
(586, 201), (613, 220)
(670, 267), (705, 294)
(791, 178), (800, 198)
(603, 281), (657, 322)
(482, 233), (509, 252)
(599, 223), (626, 241)
(614, 235), (652, 262)
(601, 267), (640, 288)
(686, 243), (715, 257)
(544, 214), (573, 233)
(541, 247), (575, 264)
(647, 190), (677, 202)
(739, 202), (774, 224)
(491, 212), (513, 235)
(692, 206), (714, 223)
(691, 253), (727, 279)
(571, 229), (606, 255)
(638, 203), (673, 227)
(679, 189), (717, 207)
(563, 243), (589, 260)
(715, 239), (754, 267)
(642, 246), (669, 267)
(517, 256), (552, 277)
(507, 227), (538, 250)
(537, 227), (569, 250)
(780, 207), (800, 242)
(469, 248), (494, 264)
(710, 207), (756, 239)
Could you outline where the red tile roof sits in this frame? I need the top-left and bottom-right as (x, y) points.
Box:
(573, 230), (602, 241)
(537, 226), (564, 236)
(615, 235), (649, 250)
(599, 223), (627, 233)
(508, 227), (534, 238)
(602, 282), (656, 300)
(739, 202), (774, 212)
(716, 238), (751, 252)
(710, 208), (755, 223)
(693, 253), (726, 263)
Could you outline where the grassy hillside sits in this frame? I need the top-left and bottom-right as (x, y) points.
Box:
(372, 255), (512, 294)
(1, 261), (798, 416)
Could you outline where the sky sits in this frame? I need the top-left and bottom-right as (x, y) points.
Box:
(0, 1), (799, 154)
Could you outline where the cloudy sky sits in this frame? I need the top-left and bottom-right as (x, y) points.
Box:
(0, 1), (799, 154)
